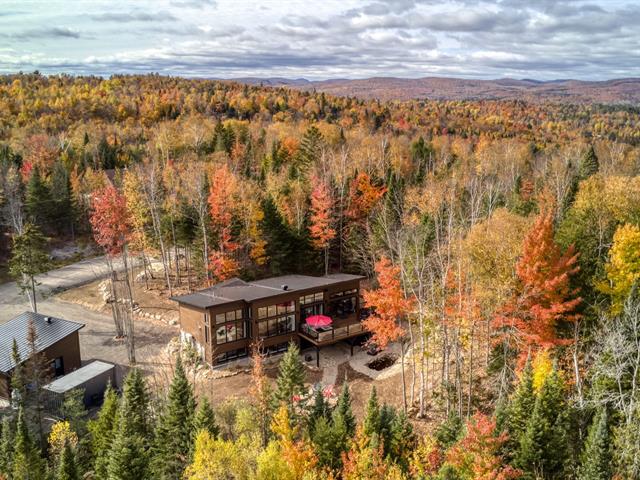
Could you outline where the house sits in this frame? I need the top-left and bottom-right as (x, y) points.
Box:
(0, 312), (84, 399)
(171, 274), (368, 366)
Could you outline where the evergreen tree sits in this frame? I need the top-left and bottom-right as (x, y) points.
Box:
(578, 145), (599, 180)
(151, 357), (196, 479)
(388, 411), (416, 469)
(88, 382), (119, 479)
(25, 165), (53, 227)
(434, 412), (463, 450)
(614, 403), (640, 479)
(273, 342), (306, 409)
(311, 416), (339, 469)
(333, 380), (356, 438)
(106, 370), (151, 480)
(504, 360), (536, 453)
(363, 386), (381, 440)
(49, 160), (74, 235)
(307, 386), (331, 436)
(193, 396), (219, 439)
(8, 222), (51, 313)
(57, 440), (79, 480)
(120, 368), (151, 439)
(12, 406), (45, 480)
(578, 407), (611, 480)
(516, 366), (569, 479)
(0, 415), (15, 476)
(298, 125), (323, 168)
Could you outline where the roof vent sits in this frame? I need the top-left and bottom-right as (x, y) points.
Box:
(281, 284), (289, 291)
(44, 316), (52, 324)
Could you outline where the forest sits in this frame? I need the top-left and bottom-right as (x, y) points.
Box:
(1, 73), (640, 479)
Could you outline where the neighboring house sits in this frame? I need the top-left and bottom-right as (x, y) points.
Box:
(0, 312), (84, 399)
(172, 274), (367, 366)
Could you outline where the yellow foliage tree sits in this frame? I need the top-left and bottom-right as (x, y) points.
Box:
(599, 223), (640, 313)
(48, 421), (78, 461)
(532, 348), (554, 393)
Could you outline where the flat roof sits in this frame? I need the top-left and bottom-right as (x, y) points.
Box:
(171, 273), (365, 309)
(44, 361), (114, 394)
(0, 312), (85, 374)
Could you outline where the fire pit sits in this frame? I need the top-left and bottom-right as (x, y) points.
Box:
(366, 353), (398, 371)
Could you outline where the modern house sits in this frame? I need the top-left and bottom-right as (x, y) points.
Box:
(0, 312), (84, 399)
(171, 274), (368, 366)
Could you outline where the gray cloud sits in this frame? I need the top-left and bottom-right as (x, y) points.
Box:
(0, 0), (639, 81)
(90, 11), (177, 22)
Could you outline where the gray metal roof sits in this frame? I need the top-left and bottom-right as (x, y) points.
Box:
(44, 360), (114, 394)
(172, 273), (365, 309)
(0, 312), (85, 373)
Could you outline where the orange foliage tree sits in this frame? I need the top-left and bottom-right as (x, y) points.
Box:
(308, 176), (336, 275)
(446, 413), (521, 480)
(89, 184), (131, 257)
(493, 208), (581, 364)
(208, 164), (239, 281)
(346, 172), (387, 223)
(363, 256), (415, 412)
(363, 256), (413, 349)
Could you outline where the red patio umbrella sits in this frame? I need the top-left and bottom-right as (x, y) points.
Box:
(306, 315), (332, 328)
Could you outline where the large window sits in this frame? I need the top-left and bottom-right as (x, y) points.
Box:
(328, 289), (358, 318)
(217, 348), (248, 364)
(214, 308), (248, 345)
(257, 301), (296, 338)
(300, 292), (324, 322)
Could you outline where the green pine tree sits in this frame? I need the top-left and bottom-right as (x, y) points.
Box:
(0, 416), (15, 476)
(578, 145), (599, 180)
(363, 386), (381, 440)
(8, 222), (51, 313)
(578, 407), (612, 480)
(193, 396), (219, 439)
(504, 360), (536, 453)
(25, 165), (53, 228)
(106, 370), (151, 480)
(333, 380), (356, 438)
(57, 441), (79, 480)
(434, 411), (463, 450)
(88, 383), (119, 479)
(120, 368), (151, 440)
(273, 342), (306, 409)
(614, 403), (640, 479)
(516, 366), (569, 479)
(151, 357), (196, 479)
(12, 406), (45, 480)
(307, 386), (331, 436)
(388, 411), (416, 469)
(49, 160), (74, 236)
(311, 416), (339, 469)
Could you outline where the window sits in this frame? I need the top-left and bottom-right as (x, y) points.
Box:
(265, 342), (289, 356)
(300, 292), (324, 305)
(214, 308), (248, 344)
(301, 302), (324, 322)
(217, 348), (248, 364)
(50, 357), (64, 377)
(328, 289), (358, 318)
(257, 313), (296, 338)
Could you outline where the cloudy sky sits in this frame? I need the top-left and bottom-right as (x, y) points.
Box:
(0, 0), (638, 80)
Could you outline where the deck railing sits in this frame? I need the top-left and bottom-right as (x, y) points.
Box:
(300, 321), (364, 343)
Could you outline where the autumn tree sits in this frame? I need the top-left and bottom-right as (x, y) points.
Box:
(363, 256), (414, 411)
(308, 176), (335, 275)
(598, 223), (640, 313)
(444, 413), (520, 480)
(208, 163), (240, 281)
(493, 208), (581, 367)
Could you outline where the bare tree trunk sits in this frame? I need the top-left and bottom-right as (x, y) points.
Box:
(122, 246), (136, 365)
(400, 339), (407, 414)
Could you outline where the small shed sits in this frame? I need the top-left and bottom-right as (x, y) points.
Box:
(44, 360), (115, 413)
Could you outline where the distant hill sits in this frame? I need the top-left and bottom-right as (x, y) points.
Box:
(232, 76), (640, 104)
